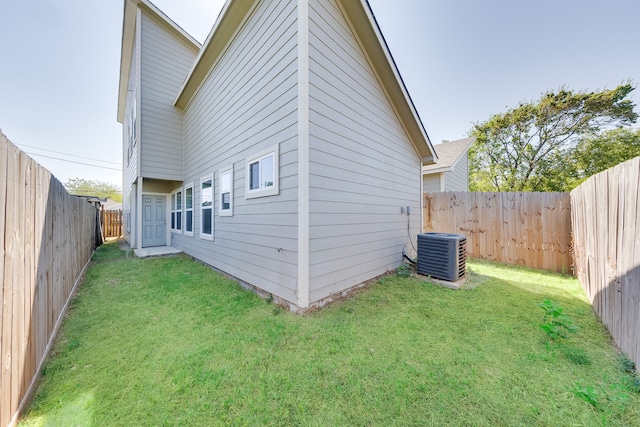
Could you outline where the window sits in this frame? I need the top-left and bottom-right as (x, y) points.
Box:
(200, 175), (213, 240)
(131, 97), (137, 146)
(184, 183), (194, 236)
(171, 189), (182, 233)
(245, 144), (279, 199)
(219, 165), (233, 216)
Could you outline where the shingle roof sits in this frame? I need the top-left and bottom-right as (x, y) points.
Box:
(422, 137), (475, 174)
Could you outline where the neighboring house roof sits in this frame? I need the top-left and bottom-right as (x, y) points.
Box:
(117, 0), (202, 123)
(117, 0), (437, 164)
(422, 137), (475, 175)
(102, 199), (123, 211)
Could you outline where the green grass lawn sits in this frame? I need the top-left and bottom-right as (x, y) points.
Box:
(20, 241), (640, 426)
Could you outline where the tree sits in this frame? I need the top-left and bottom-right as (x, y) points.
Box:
(64, 178), (122, 202)
(569, 128), (640, 187)
(469, 84), (637, 192)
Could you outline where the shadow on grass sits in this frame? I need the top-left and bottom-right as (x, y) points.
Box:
(19, 242), (640, 427)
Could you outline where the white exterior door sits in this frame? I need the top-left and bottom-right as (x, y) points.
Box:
(142, 195), (166, 247)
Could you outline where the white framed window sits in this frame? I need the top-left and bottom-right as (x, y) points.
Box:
(131, 96), (137, 146)
(171, 189), (182, 233)
(200, 174), (214, 240)
(245, 144), (279, 199)
(219, 165), (233, 216)
(184, 182), (194, 236)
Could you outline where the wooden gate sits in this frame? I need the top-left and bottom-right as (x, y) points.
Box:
(101, 209), (122, 238)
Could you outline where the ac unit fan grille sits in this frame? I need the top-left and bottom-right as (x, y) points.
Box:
(417, 233), (466, 281)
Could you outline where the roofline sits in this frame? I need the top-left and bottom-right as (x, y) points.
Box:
(174, 0), (255, 109)
(117, 0), (201, 123)
(422, 165), (452, 175)
(173, 0), (438, 163)
(422, 137), (475, 175)
(352, 0), (438, 164)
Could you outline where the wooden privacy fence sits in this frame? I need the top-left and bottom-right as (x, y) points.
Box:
(101, 209), (122, 238)
(571, 156), (640, 370)
(0, 132), (97, 427)
(423, 191), (572, 273)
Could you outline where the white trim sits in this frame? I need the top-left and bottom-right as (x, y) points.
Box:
(297, 0), (310, 309)
(170, 187), (183, 234)
(135, 10), (142, 177)
(219, 164), (234, 217)
(440, 172), (445, 192)
(118, 0), (201, 121)
(136, 177), (143, 249)
(199, 174), (214, 241)
(184, 182), (194, 236)
(334, 0), (437, 163)
(419, 164), (424, 235)
(245, 144), (280, 199)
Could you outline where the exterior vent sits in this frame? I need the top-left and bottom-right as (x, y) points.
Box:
(417, 233), (466, 281)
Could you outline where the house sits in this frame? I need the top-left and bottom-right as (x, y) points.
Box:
(102, 198), (123, 211)
(422, 137), (474, 192)
(117, 0), (438, 311)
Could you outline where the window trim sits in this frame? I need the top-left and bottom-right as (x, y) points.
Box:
(184, 182), (194, 237)
(170, 188), (183, 234)
(219, 164), (234, 216)
(245, 144), (279, 199)
(199, 174), (214, 241)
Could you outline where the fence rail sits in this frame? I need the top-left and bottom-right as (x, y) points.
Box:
(571, 156), (640, 370)
(0, 132), (97, 427)
(101, 209), (122, 238)
(423, 191), (572, 273)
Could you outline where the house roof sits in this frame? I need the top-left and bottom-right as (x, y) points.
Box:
(118, 0), (438, 164)
(102, 199), (123, 210)
(117, 0), (201, 123)
(173, 0), (437, 164)
(422, 137), (475, 175)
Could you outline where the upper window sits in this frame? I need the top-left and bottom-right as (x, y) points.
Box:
(126, 97), (136, 165)
(200, 175), (213, 240)
(171, 189), (182, 233)
(219, 165), (233, 216)
(184, 183), (194, 236)
(245, 144), (279, 199)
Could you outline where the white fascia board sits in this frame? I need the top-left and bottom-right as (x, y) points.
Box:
(339, 0), (438, 163)
(118, 0), (201, 123)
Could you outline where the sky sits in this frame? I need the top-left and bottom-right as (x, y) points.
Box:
(1, 0), (638, 190)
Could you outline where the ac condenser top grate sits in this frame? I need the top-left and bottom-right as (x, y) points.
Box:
(417, 233), (466, 281)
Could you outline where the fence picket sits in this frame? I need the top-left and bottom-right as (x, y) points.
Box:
(571, 155), (640, 372)
(423, 191), (572, 273)
(0, 132), (96, 426)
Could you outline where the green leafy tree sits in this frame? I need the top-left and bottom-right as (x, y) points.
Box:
(469, 84), (637, 192)
(64, 178), (122, 202)
(567, 127), (640, 188)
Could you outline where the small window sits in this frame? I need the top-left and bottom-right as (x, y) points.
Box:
(171, 189), (182, 233)
(200, 175), (213, 240)
(219, 165), (233, 216)
(245, 144), (279, 199)
(184, 183), (194, 236)
(131, 97), (137, 146)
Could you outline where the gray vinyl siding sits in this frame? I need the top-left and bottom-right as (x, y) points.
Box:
(423, 173), (442, 193)
(444, 156), (469, 191)
(175, 0), (299, 303)
(123, 27), (139, 245)
(307, 0), (422, 302)
(139, 12), (197, 181)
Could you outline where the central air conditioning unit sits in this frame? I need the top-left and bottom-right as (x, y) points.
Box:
(417, 233), (466, 281)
